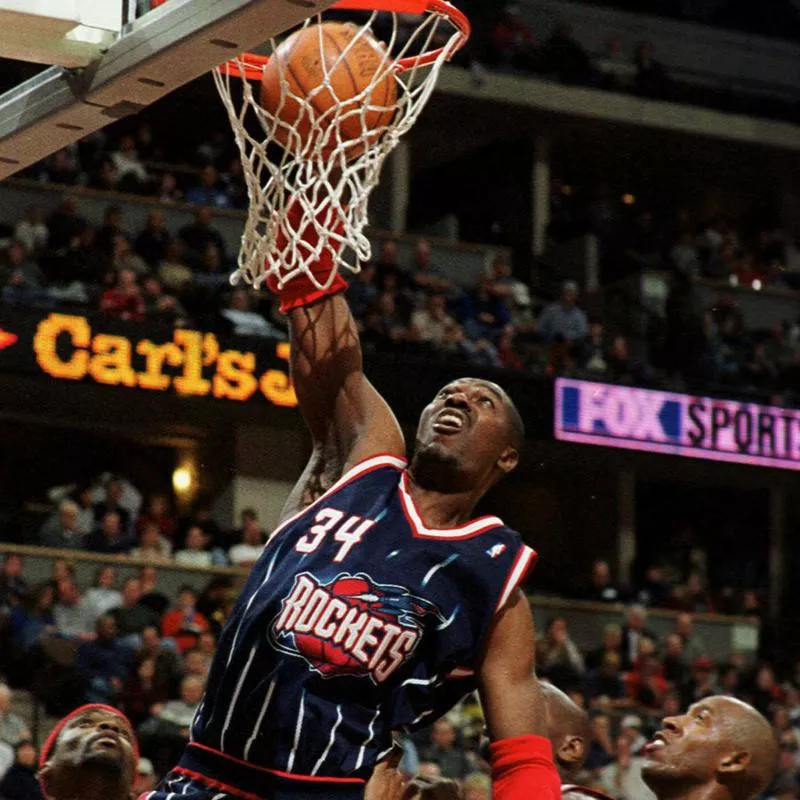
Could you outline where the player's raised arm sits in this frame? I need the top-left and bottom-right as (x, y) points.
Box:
(277, 279), (405, 520)
(478, 589), (561, 800)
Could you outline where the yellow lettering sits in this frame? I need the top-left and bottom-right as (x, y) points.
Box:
(213, 350), (258, 402)
(173, 331), (218, 396)
(33, 313), (90, 380)
(136, 340), (183, 391)
(260, 342), (297, 408)
(88, 335), (137, 387)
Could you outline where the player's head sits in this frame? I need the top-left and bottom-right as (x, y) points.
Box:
(642, 696), (777, 800)
(541, 681), (590, 779)
(413, 378), (524, 493)
(38, 704), (138, 800)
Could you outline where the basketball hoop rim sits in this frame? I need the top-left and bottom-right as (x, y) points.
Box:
(217, 0), (470, 81)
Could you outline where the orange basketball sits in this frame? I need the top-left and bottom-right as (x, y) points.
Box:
(260, 22), (397, 161)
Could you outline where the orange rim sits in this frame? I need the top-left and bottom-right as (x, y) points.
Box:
(217, 0), (469, 80)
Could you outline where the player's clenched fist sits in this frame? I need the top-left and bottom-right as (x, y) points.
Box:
(364, 762), (405, 800)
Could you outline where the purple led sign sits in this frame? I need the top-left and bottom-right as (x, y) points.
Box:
(555, 378), (800, 470)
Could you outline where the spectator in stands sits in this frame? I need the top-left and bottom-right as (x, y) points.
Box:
(84, 566), (123, 619)
(161, 586), (210, 653)
(86, 511), (134, 554)
(0, 741), (14, 785)
(594, 35), (636, 90)
(137, 495), (178, 544)
(751, 664), (781, 717)
(50, 558), (76, 585)
(585, 710), (614, 769)
(633, 41), (668, 98)
(410, 294), (457, 345)
(195, 242), (228, 293)
(537, 616), (586, 689)
(96, 205), (129, 257)
(138, 625), (183, 693)
(222, 158), (248, 209)
(487, 4), (538, 72)
(150, 674), (204, 735)
(0, 684), (29, 746)
(39, 499), (84, 549)
(410, 239), (454, 298)
(586, 623), (623, 671)
(673, 611), (707, 661)
(541, 22), (592, 85)
(197, 631), (216, 660)
(222, 289), (285, 338)
(538, 280), (589, 349)
(362, 291), (409, 351)
(52, 578), (96, 642)
(0, 555), (27, 613)
(158, 241), (193, 294)
(76, 614), (133, 704)
(634, 564), (671, 608)
(178, 207), (226, 267)
(112, 233), (150, 277)
(661, 633), (690, 687)
(14, 206), (48, 255)
(584, 651), (630, 709)
(92, 477), (133, 533)
(134, 757), (158, 796)
(600, 733), (656, 800)
(110, 577), (161, 643)
(460, 277), (512, 342)
(174, 525), (214, 568)
(419, 719), (472, 781)
(43, 148), (83, 186)
(228, 509), (266, 566)
(46, 197), (86, 253)
(9, 582), (55, 654)
(138, 567), (171, 616)
(185, 165), (233, 209)
(462, 773), (491, 800)
(3, 239), (45, 290)
(680, 656), (718, 709)
(183, 647), (211, 681)
(100, 268), (145, 322)
(90, 158), (120, 192)
(131, 520), (173, 562)
(623, 209), (665, 273)
(111, 134), (151, 192)
(121, 656), (170, 728)
(0, 740), (41, 800)
(620, 605), (655, 670)
(348, 263), (379, 320)
(142, 275), (187, 326)
(135, 210), (172, 268)
(157, 171), (183, 204)
(583, 559), (622, 604)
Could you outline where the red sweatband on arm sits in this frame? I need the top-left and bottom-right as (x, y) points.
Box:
(490, 735), (561, 800)
(267, 201), (349, 313)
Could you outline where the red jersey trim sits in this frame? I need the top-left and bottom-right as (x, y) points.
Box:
(398, 473), (504, 539)
(496, 545), (537, 611)
(172, 768), (262, 800)
(271, 453), (407, 540)
(182, 742), (367, 785)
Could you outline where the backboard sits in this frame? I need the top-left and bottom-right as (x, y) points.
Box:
(0, 0), (338, 180)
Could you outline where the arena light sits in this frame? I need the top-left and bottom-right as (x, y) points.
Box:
(622, 193), (636, 205)
(172, 467), (192, 494)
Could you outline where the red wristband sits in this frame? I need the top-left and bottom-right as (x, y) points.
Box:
(267, 200), (349, 313)
(490, 735), (560, 800)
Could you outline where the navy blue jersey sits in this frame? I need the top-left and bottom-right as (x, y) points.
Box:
(185, 455), (536, 790)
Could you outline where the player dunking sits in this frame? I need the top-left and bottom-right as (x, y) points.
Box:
(145, 263), (559, 798)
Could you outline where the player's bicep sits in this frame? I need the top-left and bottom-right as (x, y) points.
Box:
(478, 589), (546, 741)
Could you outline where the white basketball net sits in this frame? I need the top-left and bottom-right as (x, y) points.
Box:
(213, 6), (466, 290)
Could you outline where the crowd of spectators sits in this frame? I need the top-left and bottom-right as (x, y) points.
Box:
(0, 545), (796, 799)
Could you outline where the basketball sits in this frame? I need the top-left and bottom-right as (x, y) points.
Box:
(260, 22), (397, 160)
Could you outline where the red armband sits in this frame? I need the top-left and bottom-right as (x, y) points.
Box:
(490, 735), (561, 800)
(267, 201), (349, 313)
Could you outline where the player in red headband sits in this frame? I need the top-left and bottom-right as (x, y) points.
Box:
(38, 704), (138, 800)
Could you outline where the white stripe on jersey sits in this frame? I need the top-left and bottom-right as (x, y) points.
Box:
(244, 676), (277, 760)
(496, 545), (537, 611)
(421, 553), (459, 587)
(286, 690), (306, 772)
(311, 705), (343, 775)
(220, 644), (257, 751)
(410, 709), (434, 726)
(401, 673), (440, 687)
(354, 707), (381, 771)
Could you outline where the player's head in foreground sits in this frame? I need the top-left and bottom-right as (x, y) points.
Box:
(413, 378), (525, 495)
(642, 696), (777, 800)
(541, 681), (590, 780)
(38, 704), (138, 800)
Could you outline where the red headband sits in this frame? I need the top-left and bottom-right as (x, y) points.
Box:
(39, 704), (139, 800)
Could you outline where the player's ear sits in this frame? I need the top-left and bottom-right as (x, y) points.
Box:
(718, 750), (751, 775)
(558, 734), (586, 766)
(496, 446), (519, 474)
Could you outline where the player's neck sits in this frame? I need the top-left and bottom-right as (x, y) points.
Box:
(655, 783), (729, 800)
(405, 474), (481, 528)
(54, 773), (130, 800)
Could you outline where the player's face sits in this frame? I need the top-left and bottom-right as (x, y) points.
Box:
(415, 379), (518, 478)
(42, 708), (137, 794)
(642, 698), (737, 788)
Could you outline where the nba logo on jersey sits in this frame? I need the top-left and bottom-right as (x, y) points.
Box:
(270, 572), (443, 683)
